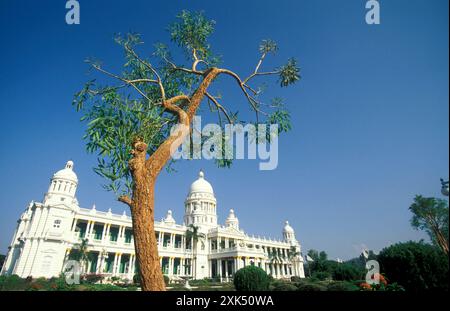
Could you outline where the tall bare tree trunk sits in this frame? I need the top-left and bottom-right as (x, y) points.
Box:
(130, 176), (165, 291)
(126, 139), (166, 291)
(122, 69), (222, 291)
(435, 230), (449, 256)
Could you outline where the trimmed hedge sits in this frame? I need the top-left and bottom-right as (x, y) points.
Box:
(233, 266), (270, 291)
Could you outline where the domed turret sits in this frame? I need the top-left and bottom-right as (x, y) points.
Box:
(53, 161), (78, 182)
(184, 171), (217, 228)
(283, 221), (296, 243)
(163, 210), (176, 225)
(225, 209), (239, 230)
(44, 160), (78, 205)
(189, 170), (214, 195)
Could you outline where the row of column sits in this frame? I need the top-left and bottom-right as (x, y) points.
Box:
(71, 219), (132, 245)
(157, 232), (186, 249)
(209, 256), (297, 280)
(209, 237), (235, 251)
(160, 257), (191, 276)
(265, 246), (290, 259)
(98, 252), (136, 278)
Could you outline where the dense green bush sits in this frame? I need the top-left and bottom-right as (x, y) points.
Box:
(326, 281), (359, 291)
(378, 241), (448, 291)
(0, 274), (29, 290)
(271, 280), (298, 291)
(233, 266), (270, 291)
(189, 278), (211, 286)
(295, 280), (327, 291)
(332, 263), (364, 281)
(0, 275), (136, 291)
(311, 271), (331, 281)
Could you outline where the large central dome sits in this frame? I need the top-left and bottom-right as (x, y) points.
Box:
(53, 161), (78, 182)
(189, 170), (214, 194)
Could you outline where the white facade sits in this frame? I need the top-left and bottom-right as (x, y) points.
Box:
(1, 161), (305, 282)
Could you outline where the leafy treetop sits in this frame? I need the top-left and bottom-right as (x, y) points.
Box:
(73, 10), (301, 197)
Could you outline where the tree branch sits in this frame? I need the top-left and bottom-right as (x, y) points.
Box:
(123, 44), (167, 102)
(217, 68), (268, 121)
(90, 63), (153, 102)
(118, 195), (133, 207)
(206, 92), (233, 124)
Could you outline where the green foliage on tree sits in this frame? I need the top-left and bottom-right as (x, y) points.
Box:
(409, 195), (449, 255)
(73, 10), (300, 291)
(73, 10), (300, 197)
(185, 224), (205, 277)
(326, 281), (360, 291)
(234, 265), (271, 291)
(332, 263), (364, 281)
(306, 249), (333, 279)
(378, 241), (449, 291)
(67, 238), (95, 273)
(306, 249), (365, 282)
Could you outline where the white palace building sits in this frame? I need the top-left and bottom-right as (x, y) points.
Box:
(1, 161), (305, 282)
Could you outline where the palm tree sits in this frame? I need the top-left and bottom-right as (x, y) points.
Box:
(68, 238), (92, 273)
(287, 246), (300, 275)
(185, 225), (205, 279)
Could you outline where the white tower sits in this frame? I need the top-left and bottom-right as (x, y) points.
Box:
(163, 210), (176, 225)
(283, 221), (296, 243)
(43, 160), (78, 205)
(184, 171), (217, 230)
(225, 209), (239, 230)
(283, 221), (305, 278)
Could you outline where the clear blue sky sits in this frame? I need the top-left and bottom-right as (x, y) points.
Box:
(0, 0), (448, 260)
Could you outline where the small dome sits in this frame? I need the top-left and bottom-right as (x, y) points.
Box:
(164, 210), (176, 224)
(226, 209), (239, 229)
(227, 209), (237, 220)
(189, 170), (214, 194)
(283, 221), (295, 233)
(53, 161), (78, 182)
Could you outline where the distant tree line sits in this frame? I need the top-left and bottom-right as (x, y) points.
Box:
(304, 189), (449, 291)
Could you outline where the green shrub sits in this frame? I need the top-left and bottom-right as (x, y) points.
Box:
(385, 283), (405, 291)
(378, 241), (448, 291)
(83, 284), (126, 291)
(271, 281), (297, 291)
(326, 281), (359, 291)
(233, 266), (270, 291)
(190, 278), (212, 286)
(295, 280), (327, 291)
(332, 263), (364, 281)
(290, 276), (302, 282)
(0, 275), (29, 291)
(311, 271), (331, 281)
